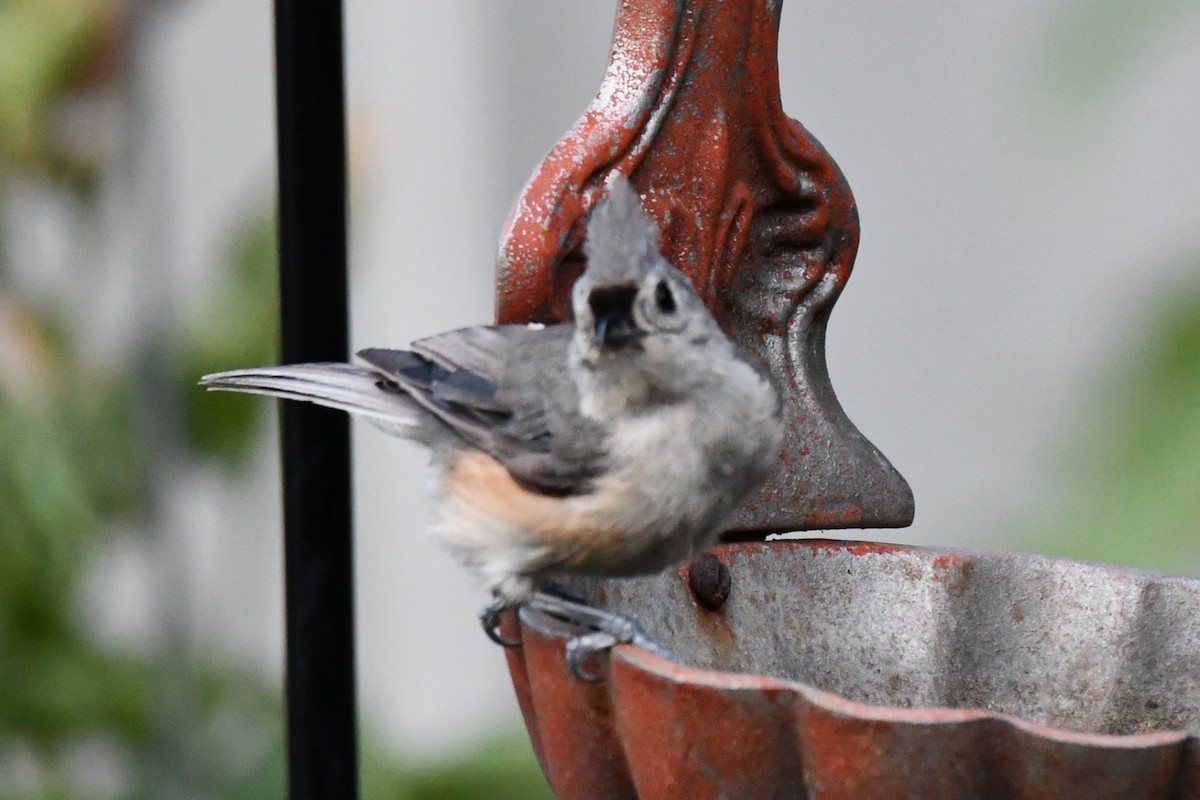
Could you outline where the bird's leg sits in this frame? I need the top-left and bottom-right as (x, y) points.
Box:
(479, 594), (522, 648)
(525, 590), (673, 682)
(536, 578), (589, 606)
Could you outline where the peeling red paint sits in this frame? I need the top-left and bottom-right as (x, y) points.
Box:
(932, 553), (967, 570)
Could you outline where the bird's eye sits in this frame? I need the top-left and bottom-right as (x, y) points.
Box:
(654, 280), (676, 313)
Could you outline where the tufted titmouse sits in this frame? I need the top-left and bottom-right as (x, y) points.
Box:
(203, 176), (783, 676)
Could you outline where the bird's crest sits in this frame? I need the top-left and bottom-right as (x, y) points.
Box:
(584, 175), (663, 283)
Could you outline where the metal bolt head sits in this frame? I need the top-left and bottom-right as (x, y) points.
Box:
(688, 552), (732, 610)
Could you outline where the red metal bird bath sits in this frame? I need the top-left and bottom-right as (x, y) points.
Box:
(494, 1), (1200, 797)
(502, 542), (1200, 799)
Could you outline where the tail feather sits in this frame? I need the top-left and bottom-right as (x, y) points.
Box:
(200, 363), (425, 434)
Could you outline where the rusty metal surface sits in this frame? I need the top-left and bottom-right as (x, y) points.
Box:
(504, 541), (1200, 799)
(495, 0), (913, 533)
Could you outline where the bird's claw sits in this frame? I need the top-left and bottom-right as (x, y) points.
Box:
(479, 597), (521, 648)
(565, 632), (619, 682)
(527, 590), (674, 681)
(479, 589), (673, 678)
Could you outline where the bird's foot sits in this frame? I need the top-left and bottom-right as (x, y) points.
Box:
(479, 596), (521, 648)
(525, 590), (673, 682)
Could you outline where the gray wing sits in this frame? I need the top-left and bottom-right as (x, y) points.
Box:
(359, 324), (607, 496)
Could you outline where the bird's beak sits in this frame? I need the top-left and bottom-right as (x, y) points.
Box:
(588, 284), (642, 348)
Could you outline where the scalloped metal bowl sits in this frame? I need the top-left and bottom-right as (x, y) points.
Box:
(502, 540), (1200, 799)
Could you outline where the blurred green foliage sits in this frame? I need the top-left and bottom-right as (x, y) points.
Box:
(0, 2), (551, 798)
(0, 0), (112, 185)
(1021, 0), (1200, 573)
(364, 737), (553, 800)
(0, 6), (154, 791)
(1034, 0), (1197, 116)
(181, 209), (278, 463)
(1028, 270), (1200, 573)
(0, 216), (291, 795)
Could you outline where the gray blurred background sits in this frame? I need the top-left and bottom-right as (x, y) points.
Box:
(2, 0), (1197, 796)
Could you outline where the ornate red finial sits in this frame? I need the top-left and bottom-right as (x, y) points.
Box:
(497, 0), (913, 532)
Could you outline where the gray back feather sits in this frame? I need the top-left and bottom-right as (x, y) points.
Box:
(368, 324), (609, 495)
(412, 325), (513, 380)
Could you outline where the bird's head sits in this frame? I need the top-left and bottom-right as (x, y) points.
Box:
(569, 176), (735, 416)
(571, 175), (715, 359)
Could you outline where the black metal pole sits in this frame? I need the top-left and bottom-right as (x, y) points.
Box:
(272, 3), (357, 799)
